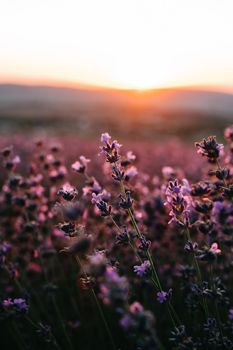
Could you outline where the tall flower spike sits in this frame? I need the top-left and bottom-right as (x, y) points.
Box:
(165, 179), (191, 226)
(195, 136), (224, 163)
(92, 192), (112, 217)
(100, 132), (121, 163)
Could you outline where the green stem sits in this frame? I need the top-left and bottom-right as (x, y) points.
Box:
(75, 255), (118, 350)
(185, 226), (209, 320)
(127, 208), (142, 237)
(39, 255), (74, 350)
(209, 264), (224, 346)
(84, 171), (93, 182)
(127, 206), (178, 327)
(85, 209), (165, 349)
(110, 215), (159, 289)
(52, 298), (74, 350)
(119, 178), (179, 327)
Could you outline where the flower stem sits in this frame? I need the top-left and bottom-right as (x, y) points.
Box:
(185, 226), (209, 320)
(75, 255), (118, 350)
(209, 264), (224, 346)
(119, 179), (179, 327)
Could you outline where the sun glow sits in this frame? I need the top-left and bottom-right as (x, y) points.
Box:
(0, 0), (233, 91)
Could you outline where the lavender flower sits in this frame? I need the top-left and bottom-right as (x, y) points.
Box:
(119, 301), (157, 350)
(164, 179), (191, 226)
(92, 192), (112, 216)
(115, 226), (130, 245)
(133, 260), (151, 277)
(58, 182), (78, 201)
(125, 166), (138, 181)
(197, 243), (221, 261)
(3, 298), (29, 314)
(1, 127), (233, 349)
(99, 266), (129, 305)
(100, 132), (122, 163)
(0, 243), (11, 270)
(71, 155), (90, 173)
(228, 308), (233, 320)
(121, 151), (136, 167)
(58, 222), (76, 237)
(101, 132), (111, 144)
(120, 314), (132, 330)
(195, 136), (224, 163)
(138, 234), (151, 252)
(162, 166), (176, 180)
(157, 291), (168, 304)
(112, 164), (125, 181)
(184, 240), (198, 253)
(209, 242), (221, 255)
(224, 125), (233, 142)
(119, 191), (133, 209)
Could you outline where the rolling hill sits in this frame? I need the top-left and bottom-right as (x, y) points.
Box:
(0, 84), (232, 140)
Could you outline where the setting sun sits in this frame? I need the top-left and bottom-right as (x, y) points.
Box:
(1, 0), (233, 91)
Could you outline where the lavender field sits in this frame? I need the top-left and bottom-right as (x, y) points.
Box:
(1, 0), (233, 348)
(0, 126), (232, 349)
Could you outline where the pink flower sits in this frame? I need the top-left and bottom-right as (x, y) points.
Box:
(80, 156), (90, 167)
(224, 125), (233, 142)
(92, 180), (102, 193)
(12, 155), (21, 165)
(62, 183), (75, 192)
(58, 165), (67, 177)
(91, 190), (110, 204)
(126, 151), (136, 162)
(3, 299), (13, 307)
(210, 243), (221, 255)
(101, 132), (111, 144)
(125, 166), (138, 179)
(91, 192), (104, 204)
(71, 161), (83, 172)
(111, 140), (122, 150)
(72, 156), (90, 173)
(58, 183), (78, 201)
(162, 166), (176, 180)
(129, 301), (143, 313)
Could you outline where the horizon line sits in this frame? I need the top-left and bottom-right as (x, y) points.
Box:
(1, 78), (233, 95)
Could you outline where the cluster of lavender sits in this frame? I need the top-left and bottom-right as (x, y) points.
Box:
(0, 127), (232, 349)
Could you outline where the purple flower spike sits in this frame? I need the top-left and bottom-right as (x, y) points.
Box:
(133, 260), (151, 277)
(195, 136), (224, 163)
(157, 291), (168, 304)
(228, 308), (233, 320)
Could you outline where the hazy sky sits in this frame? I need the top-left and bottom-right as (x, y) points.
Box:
(1, 0), (233, 90)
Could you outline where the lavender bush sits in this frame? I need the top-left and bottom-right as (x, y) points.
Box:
(0, 126), (232, 349)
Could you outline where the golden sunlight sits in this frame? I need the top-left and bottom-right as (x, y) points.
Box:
(0, 0), (233, 91)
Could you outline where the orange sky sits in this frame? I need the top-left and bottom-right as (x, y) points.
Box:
(1, 0), (233, 92)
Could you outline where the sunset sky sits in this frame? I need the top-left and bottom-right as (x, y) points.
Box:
(1, 0), (233, 91)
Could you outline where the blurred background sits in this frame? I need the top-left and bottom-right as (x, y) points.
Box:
(0, 0), (233, 141)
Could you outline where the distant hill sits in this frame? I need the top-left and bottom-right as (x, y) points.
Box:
(0, 84), (232, 140)
(0, 83), (233, 116)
